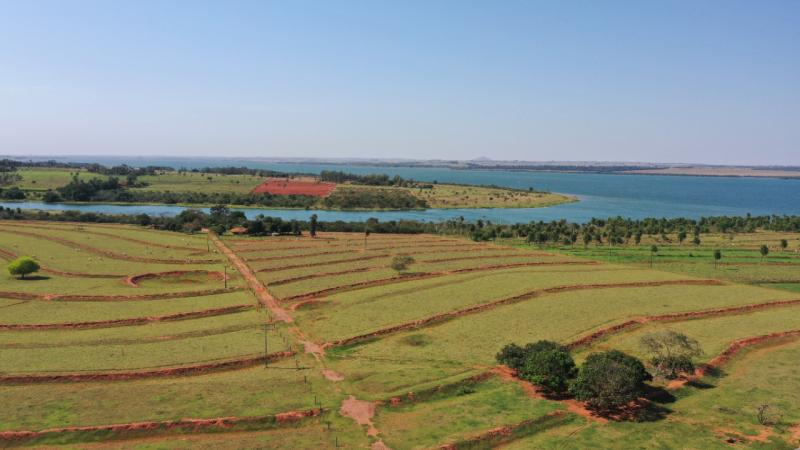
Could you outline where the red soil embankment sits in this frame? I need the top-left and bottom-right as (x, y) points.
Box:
(245, 242), (494, 263)
(124, 270), (227, 288)
(258, 254), (390, 273)
(567, 297), (800, 349)
(9, 221), (200, 251)
(0, 408), (323, 444)
(0, 351), (294, 384)
(437, 411), (569, 450)
(0, 304), (254, 331)
(0, 246), (123, 278)
(0, 227), (218, 264)
(251, 178), (335, 197)
(0, 287), (241, 302)
(329, 279), (723, 348)
(281, 260), (607, 302)
(695, 329), (800, 377)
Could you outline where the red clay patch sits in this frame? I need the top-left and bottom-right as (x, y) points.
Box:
(340, 395), (379, 437)
(322, 369), (345, 382)
(251, 178), (336, 197)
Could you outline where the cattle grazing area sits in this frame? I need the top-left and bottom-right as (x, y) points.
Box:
(1, 222), (799, 448)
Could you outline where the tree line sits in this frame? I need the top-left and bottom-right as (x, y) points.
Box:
(1, 206), (799, 240)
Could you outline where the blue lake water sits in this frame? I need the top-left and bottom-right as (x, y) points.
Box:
(3, 157), (800, 223)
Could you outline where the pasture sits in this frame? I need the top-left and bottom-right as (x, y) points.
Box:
(1, 222), (799, 448)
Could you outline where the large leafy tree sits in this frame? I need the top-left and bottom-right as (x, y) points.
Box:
(571, 350), (651, 411)
(497, 340), (577, 394)
(7, 256), (40, 279)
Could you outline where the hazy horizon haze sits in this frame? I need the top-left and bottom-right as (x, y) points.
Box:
(1, 1), (798, 165)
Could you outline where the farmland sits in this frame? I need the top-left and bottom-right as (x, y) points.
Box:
(1, 222), (799, 448)
(2, 167), (574, 210)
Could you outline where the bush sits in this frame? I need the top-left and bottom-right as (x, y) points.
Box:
(496, 343), (527, 371)
(390, 254), (415, 272)
(497, 341), (577, 394)
(7, 256), (40, 279)
(570, 350), (651, 411)
(42, 190), (63, 203)
(0, 186), (26, 200)
(640, 330), (702, 379)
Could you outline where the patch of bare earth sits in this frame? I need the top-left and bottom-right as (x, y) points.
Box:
(340, 395), (379, 437)
(322, 369), (344, 382)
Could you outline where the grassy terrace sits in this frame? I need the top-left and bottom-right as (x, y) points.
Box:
(1, 223), (799, 448)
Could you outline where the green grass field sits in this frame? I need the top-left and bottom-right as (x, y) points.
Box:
(1, 223), (799, 448)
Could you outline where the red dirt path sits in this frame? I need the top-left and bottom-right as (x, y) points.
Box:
(209, 232), (292, 323)
(251, 178), (335, 197)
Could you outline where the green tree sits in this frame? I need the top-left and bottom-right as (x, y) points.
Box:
(7, 256), (40, 279)
(570, 350), (651, 411)
(780, 239), (788, 252)
(713, 249), (722, 269)
(760, 244), (769, 262)
(309, 214), (318, 237)
(677, 230), (687, 244)
(640, 330), (702, 379)
(692, 236), (701, 246)
(650, 245), (658, 268)
(518, 341), (577, 394)
(496, 341), (577, 394)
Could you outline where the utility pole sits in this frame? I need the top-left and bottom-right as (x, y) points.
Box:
(224, 265), (228, 289)
(263, 323), (276, 368)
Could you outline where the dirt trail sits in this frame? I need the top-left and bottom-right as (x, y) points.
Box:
(209, 232), (292, 323)
(0, 304), (253, 330)
(340, 395), (380, 436)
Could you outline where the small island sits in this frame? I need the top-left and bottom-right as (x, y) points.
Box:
(0, 160), (575, 210)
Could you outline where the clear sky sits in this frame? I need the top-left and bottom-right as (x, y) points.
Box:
(1, 1), (798, 165)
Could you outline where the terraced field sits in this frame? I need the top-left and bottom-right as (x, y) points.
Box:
(1, 222), (799, 448)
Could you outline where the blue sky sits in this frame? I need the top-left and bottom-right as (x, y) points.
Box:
(1, 1), (798, 164)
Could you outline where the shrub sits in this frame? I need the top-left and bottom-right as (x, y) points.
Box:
(570, 350), (651, 411)
(640, 330), (702, 379)
(7, 256), (40, 279)
(496, 343), (527, 371)
(497, 341), (577, 394)
(390, 254), (415, 273)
